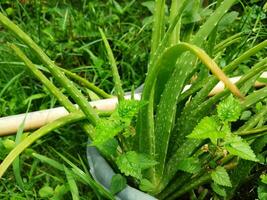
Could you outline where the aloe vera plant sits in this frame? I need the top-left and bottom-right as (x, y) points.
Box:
(0, 0), (267, 199)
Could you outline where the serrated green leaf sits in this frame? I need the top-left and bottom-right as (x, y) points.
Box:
(93, 118), (122, 146)
(116, 151), (157, 180)
(176, 157), (201, 174)
(261, 174), (267, 184)
(211, 166), (232, 187)
(240, 110), (252, 120)
(258, 184), (267, 200)
(116, 99), (142, 120)
(97, 138), (118, 157)
(217, 95), (242, 122)
(217, 11), (239, 31)
(53, 184), (69, 199)
(187, 117), (225, 142)
(224, 133), (259, 162)
(110, 174), (127, 195)
(141, 1), (155, 14)
(211, 183), (227, 197)
(139, 179), (154, 192)
(182, 0), (201, 24)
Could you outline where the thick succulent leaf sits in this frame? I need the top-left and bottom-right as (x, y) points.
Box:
(116, 151), (157, 180)
(224, 133), (259, 162)
(211, 166), (232, 187)
(217, 95), (242, 122)
(187, 116), (224, 142)
(176, 157), (201, 174)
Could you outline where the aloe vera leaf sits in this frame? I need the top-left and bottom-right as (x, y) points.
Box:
(154, 42), (241, 182)
(137, 42), (235, 186)
(239, 105), (267, 132)
(214, 32), (243, 53)
(242, 87), (267, 109)
(148, 0), (187, 71)
(99, 28), (124, 101)
(165, 57), (267, 188)
(161, 139), (204, 189)
(150, 0), (166, 57)
(174, 41), (267, 148)
(58, 67), (112, 99)
(157, 172), (191, 199)
(152, 0), (188, 106)
(187, 58), (267, 133)
(167, 173), (211, 200)
(169, 0), (182, 45)
(183, 40), (267, 116)
(0, 111), (85, 179)
(0, 12), (99, 125)
(140, 0), (241, 149)
(135, 47), (184, 182)
(191, 0), (237, 45)
(155, 0), (237, 154)
(36, 62), (112, 99)
(9, 44), (77, 113)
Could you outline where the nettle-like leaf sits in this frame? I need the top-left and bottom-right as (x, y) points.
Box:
(116, 151), (157, 180)
(139, 179), (155, 192)
(110, 174), (127, 195)
(258, 184), (267, 200)
(93, 100), (142, 147)
(217, 95), (242, 122)
(93, 118), (122, 146)
(176, 157), (201, 174)
(261, 174), (267, 184)
(97, 138), (118, 157)
(211, 166), (232, 187)
(224, 133), (259, 162)
(117, 99), (143, 120)
(211, 183), (227, 197)
(187, 116), (225, 143)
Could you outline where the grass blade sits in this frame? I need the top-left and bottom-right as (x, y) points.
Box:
(0, 72), (23, 98)
(32, 153), (64, 171)
(64, 165), (80, 200)
(54, 150), (115, 200)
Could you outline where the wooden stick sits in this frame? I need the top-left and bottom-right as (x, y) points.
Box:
(0, 94), (141, 136)
(0, 73), (266, 136)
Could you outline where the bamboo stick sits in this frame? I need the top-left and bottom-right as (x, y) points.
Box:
(0, 73), (266, 136)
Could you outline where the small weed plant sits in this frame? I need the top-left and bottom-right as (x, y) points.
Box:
(0, 0), (266, 199)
